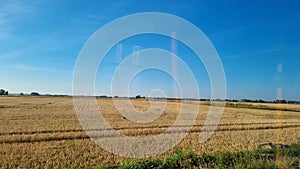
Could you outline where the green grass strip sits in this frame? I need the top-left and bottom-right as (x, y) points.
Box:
(95, 143), (300, 169)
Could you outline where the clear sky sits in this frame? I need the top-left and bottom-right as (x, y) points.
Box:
(0, 0), (299, 101)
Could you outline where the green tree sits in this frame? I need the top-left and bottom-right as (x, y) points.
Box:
(0, 89), (8, 95)
(30, 92), (40, 96)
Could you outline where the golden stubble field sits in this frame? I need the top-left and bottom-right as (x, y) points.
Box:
(0, 96), (300, 168)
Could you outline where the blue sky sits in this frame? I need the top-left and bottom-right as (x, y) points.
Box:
(0, 0), (299, 101)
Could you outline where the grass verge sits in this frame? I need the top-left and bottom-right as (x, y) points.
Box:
(95, 143), (300, 169)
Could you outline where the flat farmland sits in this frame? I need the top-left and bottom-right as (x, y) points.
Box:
(1, 96), (300, 168)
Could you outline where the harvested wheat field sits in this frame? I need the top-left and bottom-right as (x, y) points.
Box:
(0, 96), (300, 168)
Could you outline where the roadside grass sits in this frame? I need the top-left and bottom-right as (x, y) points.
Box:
(225, 102), (300, 112)
(200, 101), (300, 112)
(96, 143), (300, 169)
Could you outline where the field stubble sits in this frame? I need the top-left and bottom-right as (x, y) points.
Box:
(0, 96), (300, 168)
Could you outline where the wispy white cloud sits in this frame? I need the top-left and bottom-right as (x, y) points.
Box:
(210, 26), (246, 43)
(13, 64), (65, 73)
(0, 1), (34, 15)
(254, 47), (300, 56)
(225, 47), (300, 59)
(0, 12), (11, 38)
(0, 13), (8, 26)
(0, 1), (36, 39)
(0, 51), (22, 59)
(256, 48), (283, 54)
(169, 0), (204, 16)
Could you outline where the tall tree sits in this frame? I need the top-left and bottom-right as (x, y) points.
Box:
(0, 89), (5, 95)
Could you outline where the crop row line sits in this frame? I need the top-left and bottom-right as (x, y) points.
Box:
(1, 124), (300, 144)
(1, 122), (299, 136)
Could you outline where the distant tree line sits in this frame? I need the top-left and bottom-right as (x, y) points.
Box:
(30, 92), (40, 96)
(1, 89), (300, 104)
(211, 98), (299, 104)
(18, 92), (40, 96)
(166, 98), (300, 104)
(0, 90), (41, 96)
(235, 98), (299, 104)
(0, 89), (8, 95)
(136, 95), (145, 99)
(93, 96), (300, 104)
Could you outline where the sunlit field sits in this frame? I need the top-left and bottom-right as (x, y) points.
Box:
(1, 96), (300, 168)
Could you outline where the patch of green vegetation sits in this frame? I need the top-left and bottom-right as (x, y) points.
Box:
(95, 143), (300, 169)
(225, 102), (300, 112)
